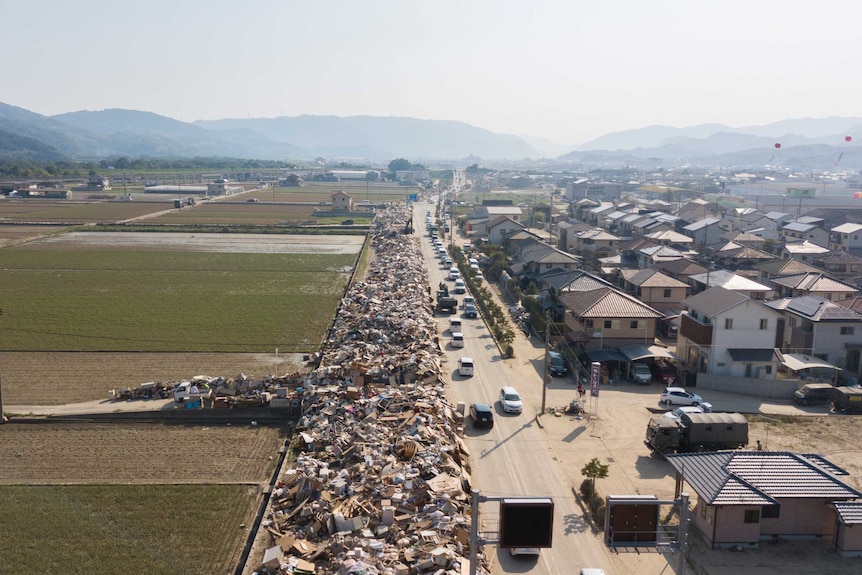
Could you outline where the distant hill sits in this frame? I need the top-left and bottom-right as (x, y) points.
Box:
(195, 115), (539, 160)
(2, 100), (862, 168)
(0, 127), (66, 162)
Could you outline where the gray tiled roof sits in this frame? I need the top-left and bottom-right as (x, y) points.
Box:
(667, 451), (862, 506)
(765, 295), (862, 322)
(833, 501), (862, 525)
(683, 286), (750, 316)
(769, 272), (858, 294)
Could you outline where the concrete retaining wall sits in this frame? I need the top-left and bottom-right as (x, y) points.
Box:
(693, 373), (802, 400)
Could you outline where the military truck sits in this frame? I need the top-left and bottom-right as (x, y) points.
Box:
(832, 386), (862, 414)
(645, 412), (748, 455)
(436, 283), (457, 314)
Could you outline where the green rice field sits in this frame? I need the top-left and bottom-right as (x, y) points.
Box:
(0, 250), (356, 352)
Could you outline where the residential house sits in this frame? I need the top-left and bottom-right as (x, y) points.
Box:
(831, 222), (862, 252)
(756, 258), (823, 285)
(472, 205), (523, 222)
(652, 258), (708, 284)
(556, 220), (593, 252)
(516, 242), (582, 277)
(644, 229), (695, 249)
(678, 286), (781, 376)
(618, 268), (689, 314)
(683, 217), (724, 249)
(558, 287), (663, 350)
(719, 231), (765, 250)
(570, 197), (600, 222)
(768, 272), (858, 300)
(814, 250), (862, 284)
(617, 212), (650, 236)
(766, 295), (862, 371)
(330, 190), (353, 211)
(572, 228), (621, 257)
(782, 240), (831, 263)
(688, 269), (773, 299)
(709, 241), (775, 271)
(638, 245), (689, 269)
(486, 216), (526, 246)
(586, 203), (616, 226)
(723, 207), (763, 232)
(781, 221), (830, 247)
(665, 451), (862, 550)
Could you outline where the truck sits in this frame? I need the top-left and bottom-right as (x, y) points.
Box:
(832, 386), (862, 414)
(173, 378), (214, 404)
(436, 282), (457, 314)
(645, 412), (748, 455)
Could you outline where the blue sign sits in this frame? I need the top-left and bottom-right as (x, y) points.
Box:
(408, 194), (418, 202)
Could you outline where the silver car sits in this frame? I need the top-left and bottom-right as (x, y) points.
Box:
(499, 386), (523, 414)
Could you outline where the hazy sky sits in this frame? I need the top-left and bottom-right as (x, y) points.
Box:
(2, 0), (860, 146)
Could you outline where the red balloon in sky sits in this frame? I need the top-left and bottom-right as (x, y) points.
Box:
(774, 142), (781, 149)
(846, 135), (853, 142)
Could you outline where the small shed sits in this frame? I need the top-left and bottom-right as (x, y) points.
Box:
(833, 501), (862, 557)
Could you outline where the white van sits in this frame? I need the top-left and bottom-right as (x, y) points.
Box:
(449, 317), (463, 332)
(451, 332), (464, 348)
(454, 279), (466, 294)
(458, 357), (474, 377)
(449, 267), (461, 280)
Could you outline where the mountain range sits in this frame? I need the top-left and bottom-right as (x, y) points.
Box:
(1, 100), (862, 170)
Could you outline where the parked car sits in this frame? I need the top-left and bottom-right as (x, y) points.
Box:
(246, 198), (260, 203)
(474, 272), (484, 282)
(651, 359), (677, 385)
(660, 386), (705, 406)
(548, 351), (568, 376)
(631, 362), (653, 384)
(470, 402), (494, 428)
(458, 357), (474, 377)
(499, 386), (523, 414)
(663, 405), (705, 420)
(837, 372), (859, 387)
(792, 382), (835, 406)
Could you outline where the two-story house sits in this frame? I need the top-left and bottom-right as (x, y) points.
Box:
(618, 268), (689, 314)
(813, 250), (862, 282)
(768, 272), (858, 300)
(781, 221), (830, 246)
(486, 216), (526, 246)
(766, 295), (862, 373)
(678, 287), (782, 377)
(688, 268), (773, 299)
(559, 287), (664, 350)
(830, 223), (862, 252)
(683, 217), (723, 249)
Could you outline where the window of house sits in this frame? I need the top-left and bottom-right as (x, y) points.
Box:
(664, 289), (672, 298)
(585, 320), (594, 328)
(744, 509), (760, 523)
(761, 505), (780, 519)
(700, 500), (707, 519)
(760, 319), (768, 330)
(604, 320), (612, 329)
(765, 365), (772, 375)
(630, 320), (639, 329)
(842, 326), (855, 335)
(725, 318), (733, 329)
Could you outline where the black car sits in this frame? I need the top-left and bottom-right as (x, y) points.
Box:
(470, 402), (494, 428)
(548, 351), (568, 377)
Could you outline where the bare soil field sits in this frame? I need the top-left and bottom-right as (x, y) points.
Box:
(1, 352), (305, 405)
(0, 422), (287, 484)
(0, 198), (171, 223)
(0, 223), (72, 246)
(20, 230), (367, 254)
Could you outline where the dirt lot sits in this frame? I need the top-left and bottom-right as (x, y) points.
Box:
(0, 352), (306, 405)
(0, 422), (287, 484)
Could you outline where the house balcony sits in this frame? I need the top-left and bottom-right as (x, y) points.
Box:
(679, 312), (713, 346)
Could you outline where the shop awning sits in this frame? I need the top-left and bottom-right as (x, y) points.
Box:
(586, 348), (627, 363)
(776, 351), (840, 372)
(619, 344), (679, 362)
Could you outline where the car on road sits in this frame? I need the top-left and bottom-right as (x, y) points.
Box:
(451, 332), (464, 348)
(661, 386), (705, 406)
(631, 362), (653, 384)
(454, 278), (466, 294)
(499, 386), (523, 414)
(509, 547), (540, 557)
(464, 303), (478, 318)
(449, 317), (463, 332)
(449, 267), (461, 280)
(470, 402), (494, 428)
(458, 357), (474, 377)
(246, 198), (260, 203)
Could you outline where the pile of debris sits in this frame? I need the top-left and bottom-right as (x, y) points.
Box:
(256, 205), (488, 574)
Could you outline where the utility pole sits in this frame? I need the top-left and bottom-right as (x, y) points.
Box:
(541, 312), (550, 414)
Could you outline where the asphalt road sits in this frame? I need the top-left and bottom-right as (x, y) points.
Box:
(417, 201), (615, 574)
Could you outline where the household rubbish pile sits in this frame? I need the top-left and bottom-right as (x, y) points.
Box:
(255, 205), (488, 575)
